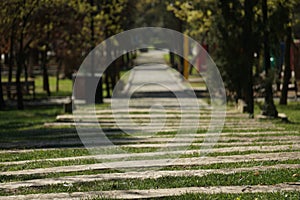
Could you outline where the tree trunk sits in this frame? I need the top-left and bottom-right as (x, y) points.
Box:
(105, 73), (110, 98)
(42, 50), (51, 96)
(280, 27), (292, 105)
(262, 0), (278, 117)
(0, 62), (5, 110)
(56, 59), (62, 92)
(16, 35), (24, 110)
(95, 77), (103, 104)
(90, 0), (103, 104)
(24, 62), (29, 94)
(170, 52), (175, 67)
(8, 29), (15, 99)
(242, 0), (255, 116)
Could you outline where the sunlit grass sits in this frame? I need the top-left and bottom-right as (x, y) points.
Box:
(1, 168), (299, 196)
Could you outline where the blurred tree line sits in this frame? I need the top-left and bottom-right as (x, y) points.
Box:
(0, 0), (299, 116)
(168, 0), (300, 117)
(0, 0), (132, 109)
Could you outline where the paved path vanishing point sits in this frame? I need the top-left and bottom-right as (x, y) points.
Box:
(0, 50), (299, 199)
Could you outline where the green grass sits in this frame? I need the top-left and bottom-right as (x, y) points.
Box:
(1, 73), (128, 99)
(180, 149), (300, 159)
(0, 96), (298, 198)
(255, 101), (300, 130)
(0, 168), (120, 183)
(0, 106), (64, 135)
(0, 148), (89, 162)
(162, 159), (300, 171)
(1, 168), (299, 196)
(2, 148), (298, 172)
(148, 192), (300, 200)
(2, 76), (73, 98)
(0, 158), (99, 172)
(0, 138), (295, 163)
(91, 192), (300, 200)
(1, 159), (299, 183)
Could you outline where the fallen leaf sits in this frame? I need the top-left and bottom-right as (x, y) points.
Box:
(254, 171), (260, 176)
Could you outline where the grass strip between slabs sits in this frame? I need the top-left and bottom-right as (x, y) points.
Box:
(89, 192), (300, 200)
(141, 192), (300, 200)
(0, 159), (299, 183)
(0, 168), (299, 196)
(1, 149), (299, 172)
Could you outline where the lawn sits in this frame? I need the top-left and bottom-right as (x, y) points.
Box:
(0, 97), (299, 199)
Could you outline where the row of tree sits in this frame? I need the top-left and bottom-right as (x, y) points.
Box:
(0, 0), (134, 110)
(167, 0), (299, 117)
(0, 0), (299, 116)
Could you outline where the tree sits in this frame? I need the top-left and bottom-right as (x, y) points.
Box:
(280, 26), (292, 105)
(241, 0), (257, 116)
(261, 0), (278, 117)
(277, 1), (299, 105)
(166, 0), (299, 115)
(15, 0), (40, 109)
(0, 62), (5, 110)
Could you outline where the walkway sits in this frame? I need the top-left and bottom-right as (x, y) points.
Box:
(0, 50), (299, 199)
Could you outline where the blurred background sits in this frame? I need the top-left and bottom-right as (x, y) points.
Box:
(0, 0), (300, 116)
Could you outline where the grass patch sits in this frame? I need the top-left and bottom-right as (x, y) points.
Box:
(1, 149), (299, 172)
(0, 168), (120, 183)
(0, 158), (99, 172)
(1, 159), (299, 183)
(1, 168), (299, 196)
(0, 106), (64, 136)
(162, 159), (300, 171)
(1, 138), (295, 163)
(148, 192), (300, 200)
(1, 76), (73, 99)
(91, 192), (300, 200)
(0, 148), (89, 162)
(180, 149), (300, 158)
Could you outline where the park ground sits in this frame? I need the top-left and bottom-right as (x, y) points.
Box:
(0, 51), (299, 199)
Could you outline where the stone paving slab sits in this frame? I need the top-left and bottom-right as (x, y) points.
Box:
(120, 140), (296, 148)
(56, 116), (273, 125)
(1, 183), (299, 200)
(78, 110), (246, 117)
(56, 120), (276, 127)
(53, 120), (276, 129)
(1, 134), (297, 150)
(1, 136), (296, 150)
(1, 144), (299, 166)
(44, 122), (280, 131)
(0, 164), (298, 190)
(2, 130), (296, 151)
(0, 138), (295, 154)
(57, 113), (253, 119)
(1, 152), (299, 176)
(0, 147), (84, 154)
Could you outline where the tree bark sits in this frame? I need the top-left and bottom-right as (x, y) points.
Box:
(262, 0), (278, 117)
(170, 52), (175, 67)
(24, 61), (29, 93)
(8, 27), (15, 100)
(90, 0), (103, 104)
(41, 50), (51, 96)
(0, 62), (5, 110)
(95, 78), (103, 104)
(56, 59), (62, 92)
(16, 34), (24, 110)
(280, 27), (292, 105)
(242, 0), (255, 116)
(105, 73), (111, 98)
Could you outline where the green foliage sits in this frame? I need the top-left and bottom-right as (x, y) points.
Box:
(167, 0), (300, 100)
